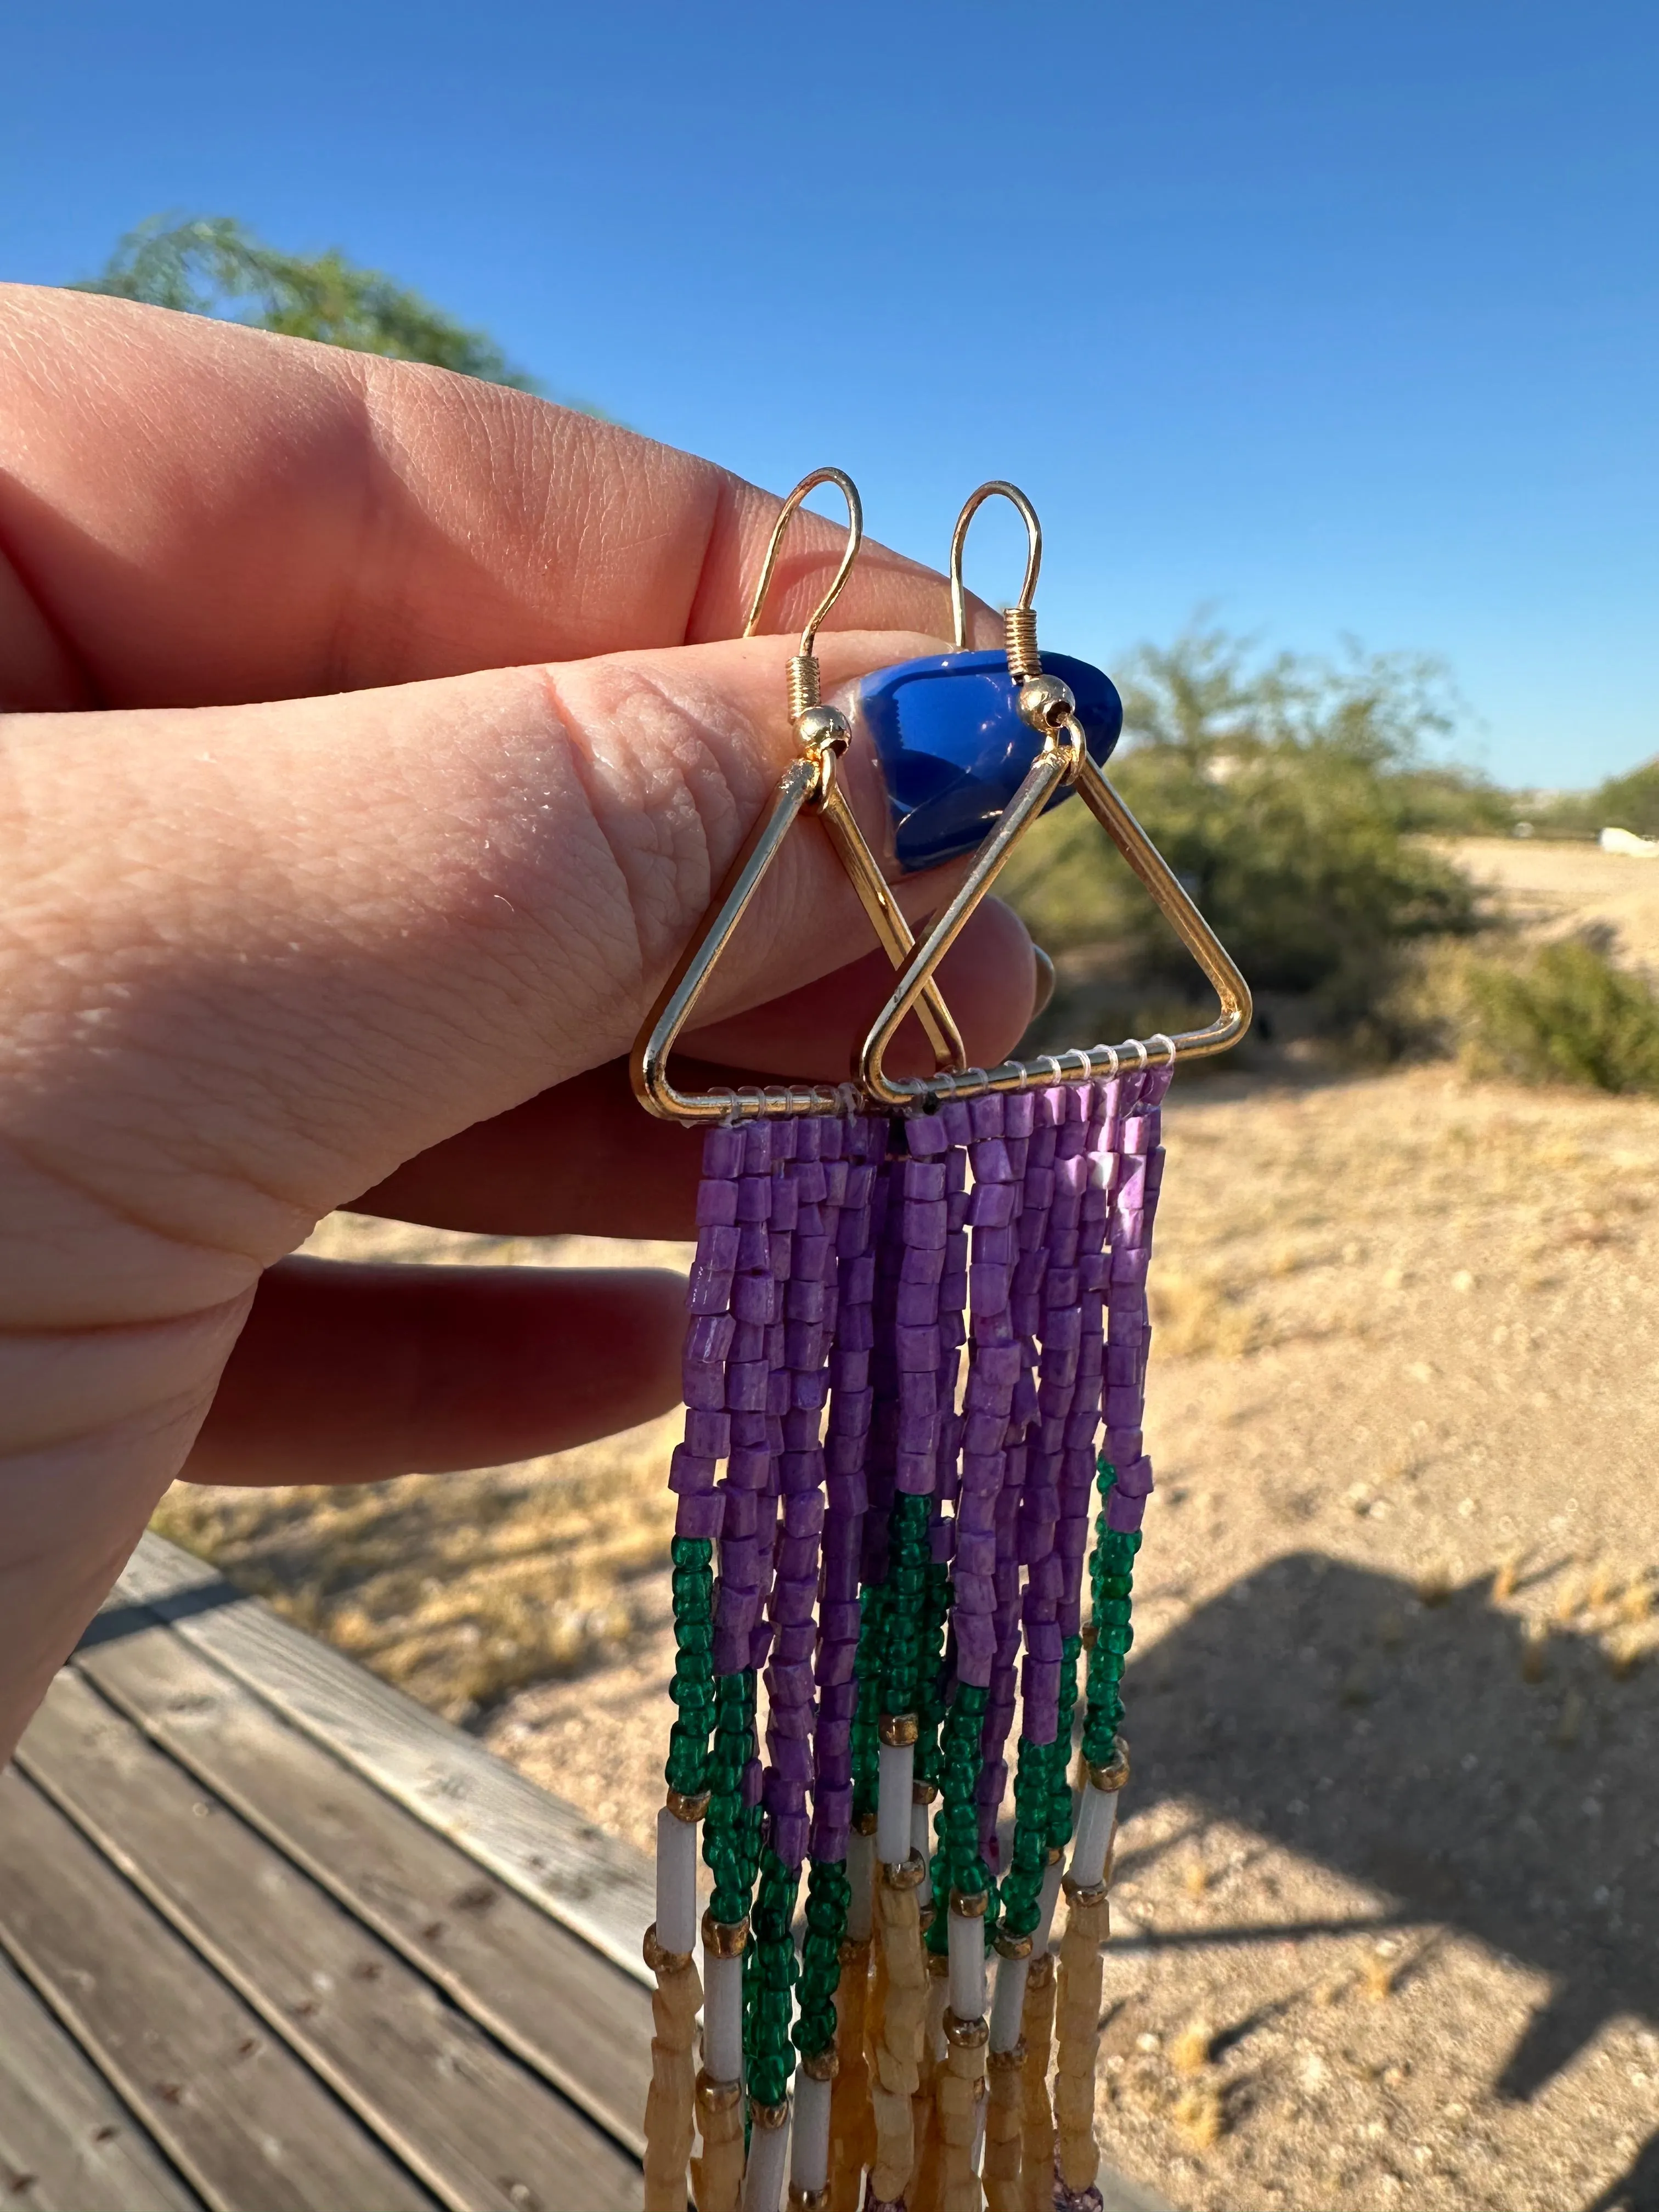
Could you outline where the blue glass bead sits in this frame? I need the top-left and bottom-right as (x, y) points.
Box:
(845, 648), (1123, 877)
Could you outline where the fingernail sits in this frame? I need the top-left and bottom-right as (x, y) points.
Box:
(1031, 945), (1056, 1017)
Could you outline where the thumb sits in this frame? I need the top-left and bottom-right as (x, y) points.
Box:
(3, 628), (1030, 1331)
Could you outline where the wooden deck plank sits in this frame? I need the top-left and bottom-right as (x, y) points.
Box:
(0, 1765), (435, 2212)
(0, 1948), (206, 2212)
(74, 1602), (651, 2155)
(18, 1669), (643, 2212)
(111, 1535), (655, 1987)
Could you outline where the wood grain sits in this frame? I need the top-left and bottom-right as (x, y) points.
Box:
(112, 1536), (655, 1986)
(0, 1948), (205, 2212)
(0, 1766), (435, 2212)
(18, 1669), (642, 2212)
(73, 1602), (651, 2154)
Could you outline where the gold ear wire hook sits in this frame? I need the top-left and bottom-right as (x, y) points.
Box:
(630, 467), (968, 1120)
(743, 466), (864, 727)
(949, 481), (1043, 681)
(855, 482), (1251, 1107)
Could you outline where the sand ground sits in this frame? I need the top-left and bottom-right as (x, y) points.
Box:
(156, 839), (1659, 2212)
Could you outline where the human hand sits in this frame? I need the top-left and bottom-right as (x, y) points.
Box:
(0, 287), (1038, 1752)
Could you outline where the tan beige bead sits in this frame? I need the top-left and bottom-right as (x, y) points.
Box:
(935, 2024), (987, 2212)
(906, 1952), (950, 2212)
(1019, 1954), (1057, 2212)
(827, 1938), (872, 2212)
(1054, 1891), (1110, 2197)
(690, 2068), (743, 2212)
(641, 1931), (702, 2212)
(869, 1868), (927, 2199)
(983, 2041), (1024, 2212)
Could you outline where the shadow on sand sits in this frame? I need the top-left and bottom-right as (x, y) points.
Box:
(1119, 1552), (1657, 2210)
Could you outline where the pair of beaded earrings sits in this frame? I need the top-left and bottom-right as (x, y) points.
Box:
(633, 474), (1250, 2212)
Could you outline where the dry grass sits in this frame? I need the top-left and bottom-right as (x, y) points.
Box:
(151, 1214), (690, 1723)
(1362, 1953), (1398, 2004)
(1148, 1267), (1266, 1359)
(154, 1413), (679, 1722)
(1171, 2083), (1227, 2149)
(1170, 2019), (1215, 2075)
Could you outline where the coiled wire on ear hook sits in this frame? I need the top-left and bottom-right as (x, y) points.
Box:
(743, 467), (864, 728)
(949, 480), (1043, 682)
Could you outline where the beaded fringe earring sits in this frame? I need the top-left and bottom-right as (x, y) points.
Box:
(633, 477), (1251, 2212)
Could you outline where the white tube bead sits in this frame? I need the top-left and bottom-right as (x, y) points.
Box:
(1034, 1855), (1064, 1951)
(655, 1805), (698, 1957)
(912, 1798), (933, 1908)
(703, 1949), (743, 2085)
(876, 1740), (915, 1867)
(926, 1963), (949, 2063)
(741, 2104), (789, 2212)
(789, 2073), (832, 2195)
(1068, 1779), (1119, 1892)
(988, 1949), (1030, 2053)
(947, 1903), (986, 2023)
(846, 1826), (875, 1943)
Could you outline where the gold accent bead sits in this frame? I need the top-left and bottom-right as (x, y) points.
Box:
(642, 1923), (692, 1976)
(950, 1887), (990, 1919)
(1063, 1876), (1110, 1910)
(749, 2097), (789, 2131)
(838, 1934), (871, 1965)
(881, 1850), (927, 1889)
(1088, 1737), (1131, 1794)
(853, 1810), (878, 1837)
(788, 2189), (832, 2212)
(995, 1930), (1034, 1960)
(1028, 1950), (1056, 1989)
(702, 1911), (750, 1957)
(665, 1787), (710, 1823)
(696, 2069), (743, 2111)
(988, 2041), (1027, 2072)
(802, 2045), (839, 2082)
(927, 1949), (950, 1979)
(943, 2008), (990, 2049)
(878, 1712), (919, 1747)
(794, 702), (848, 756)
(1045, 1844), (1065, 1867)
(911, 1778), (939, 1803)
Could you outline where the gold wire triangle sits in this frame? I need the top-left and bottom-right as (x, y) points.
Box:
(630, 751), (969, 1122)
(858, 737), (1251, 1108)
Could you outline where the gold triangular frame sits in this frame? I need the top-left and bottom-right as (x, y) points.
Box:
(857, 725), (1251, 1108)
(630, 747), (969, 1123)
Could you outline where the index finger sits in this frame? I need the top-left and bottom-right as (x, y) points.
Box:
(0, 286), (987, 712)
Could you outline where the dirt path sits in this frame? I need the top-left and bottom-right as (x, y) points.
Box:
(1449, 836), (1659, 971)
(156, 843), (1659, 2211)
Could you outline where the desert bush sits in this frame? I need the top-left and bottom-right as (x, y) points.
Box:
(1511, 756), (1659, 842)
(1593, 758), (1659, 839)
(1459, 935), (1659, 1093)
(1002, 625), (1482, 1039)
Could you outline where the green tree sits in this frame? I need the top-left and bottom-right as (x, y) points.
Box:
(74, 215), (538, 390)
(1002, 624), (1483, 1037)
(1591, 757), (1659, 839)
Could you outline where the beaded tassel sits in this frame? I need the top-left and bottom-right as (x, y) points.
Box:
(644, 1074), (1170, 2212)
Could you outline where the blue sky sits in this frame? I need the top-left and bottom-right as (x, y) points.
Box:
(4, 1), (1655, 785)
